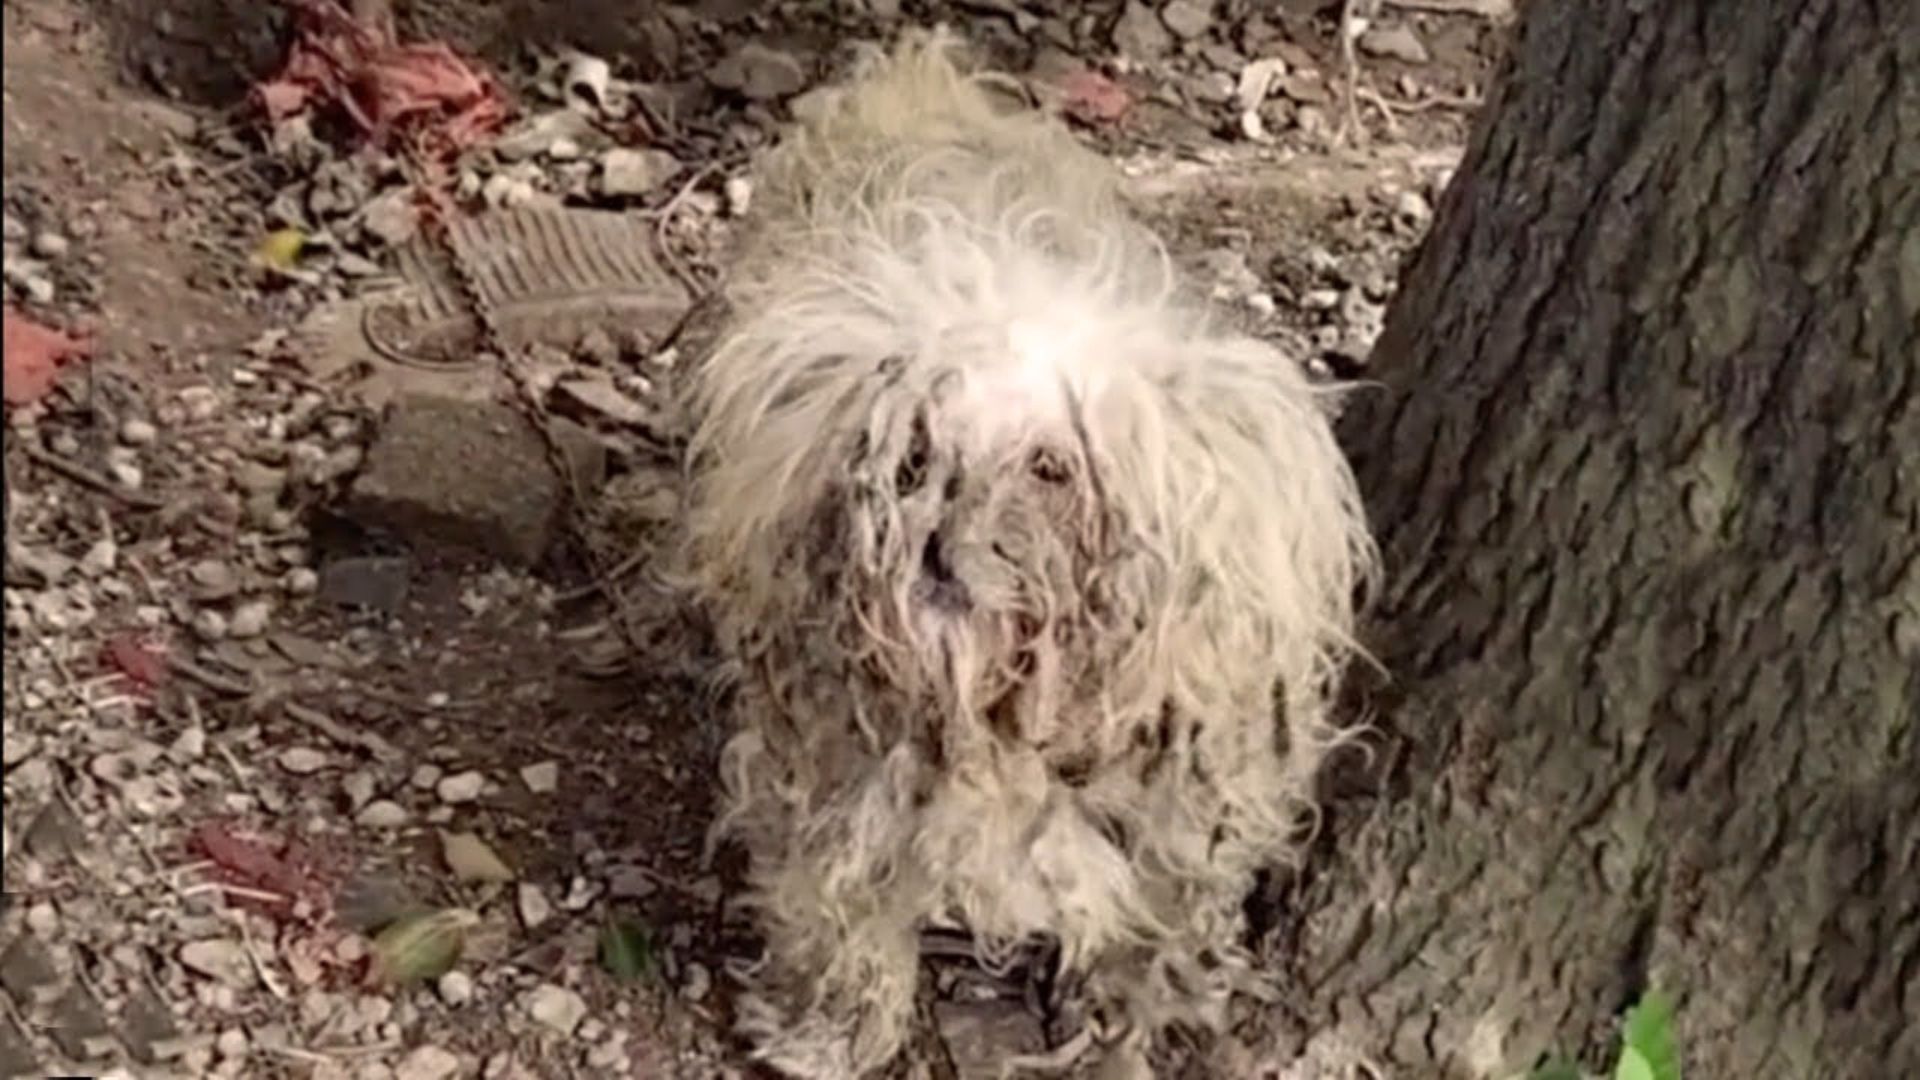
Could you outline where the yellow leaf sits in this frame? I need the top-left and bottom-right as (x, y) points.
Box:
(255, 228), (307, 270)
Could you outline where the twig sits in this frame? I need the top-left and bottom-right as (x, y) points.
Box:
(1359, 83), (1403, 137)
(1336, 0), (1369, 148)
(1387, 89), (1485, 113)
(1384, 0), (1511, 17)
(21, 444), (166, 509)
(167, 655), (404, 763)
(553, 548), (650, 603)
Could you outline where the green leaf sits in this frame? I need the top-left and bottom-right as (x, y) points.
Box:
(367, 907), (477, 986)
(1616, 989), (1681, 1080)
(599, 917), (655, 982)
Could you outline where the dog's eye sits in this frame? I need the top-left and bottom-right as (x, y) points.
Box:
(895, 449), (927, 494)
(896, 414), (932, 494)
(1029, 448), (1070, 484)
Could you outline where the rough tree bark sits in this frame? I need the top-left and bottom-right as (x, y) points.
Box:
(1280, 2), (1918, 1077)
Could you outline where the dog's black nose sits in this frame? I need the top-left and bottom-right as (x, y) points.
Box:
(919, 532), (972, 612)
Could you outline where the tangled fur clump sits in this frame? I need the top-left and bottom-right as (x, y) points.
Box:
(677, 29), (1378, 1078)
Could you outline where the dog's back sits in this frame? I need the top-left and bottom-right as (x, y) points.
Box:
(729, 29), (1162, 304)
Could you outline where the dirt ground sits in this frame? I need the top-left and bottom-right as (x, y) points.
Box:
(2, 2), (1505, 1078)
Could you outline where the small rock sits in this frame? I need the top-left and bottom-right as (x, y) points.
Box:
(517, 883), (553, 930)
(228, 600), (272, 639)
(523, 983), (587, 1037)
(192, 609), (229, 641)
(355, 800), (410, 828)
(49, 983), (115, 1059)
(215, 1028), (249, 1060)
(598, 147), (681, 198)
(360, 191), (419, 248)
(77, 536), (117, 576)
(1159, 0), (1213, 40)
(681, 961), (711, 1003)
(411, 763), (444, 790)
(179, 939), (251, 986)
(108, 460), (142, 489)
(605, 865), (658, 899)
(317, 555), (411, 612)
(341, 771), (377, 810)
(30, 232), (70, 259)
(120, 417), (159, 445)
(395, 1044), (461, 1080)
(436, 770), (484, 804)
(0, 936), (63, 1004)
(1395, 188), (1433, 225)
(708, 43), (807, 101)
(119, 988), (181, 1064)
(169, 726), (208, 763)
(1113, 2), (1174, 59)
(1360, 24), (1430, 65)
(723, 176), (753, 217)
(278, 747), (329, 775)
(189, 559), (241, 601)
(436, 970), (475, 1007)
(22, 801), (88, 860)
(441, 830), (515, 883)
(519, 761), (559, 794)
(284, 567), (320, 596)
(342, 396), (597, 567)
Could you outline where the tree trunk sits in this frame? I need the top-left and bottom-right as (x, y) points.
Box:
(1283, 2), (1919, 1077)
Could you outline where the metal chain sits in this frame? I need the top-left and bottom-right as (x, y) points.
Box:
(432, 216), (644, 656)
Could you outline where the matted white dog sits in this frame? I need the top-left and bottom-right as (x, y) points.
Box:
(678, 28), (1377, 1078)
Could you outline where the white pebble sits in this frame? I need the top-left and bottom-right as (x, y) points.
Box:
(436, 970), (475, 1006)
(284, 567), (319, 595)
(119, 417), (159, 445)
(228, 600), (272, 639)
(30, 232), (70, 258)
(523, 983), (587, 1037)
(519, 761), (559, 794)
(516, 882), (553, 930)
(192, 609), (229, 641)
(277, 747), (328, 775)
(355, 800), (409, 828)
(435, 770), (484, 804)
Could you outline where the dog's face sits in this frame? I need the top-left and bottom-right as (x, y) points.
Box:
(686, 229), (1374, 779)
(834, 329), (1130, 766)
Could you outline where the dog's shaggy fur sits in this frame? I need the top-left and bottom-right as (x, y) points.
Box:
(678, 31), (1377, 1078)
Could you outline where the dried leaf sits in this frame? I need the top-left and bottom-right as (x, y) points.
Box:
(1058, 68), (1131, 125)
(3, 307), (91, 406)
(440, 830), (515, 883)
(103, 634), (169, 691)
(188, 820), (328, 917)
(598, 917), (654, 982)
(366, 907), (476, 986)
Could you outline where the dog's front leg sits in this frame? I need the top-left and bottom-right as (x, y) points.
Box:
(736, 822), (926, 1078)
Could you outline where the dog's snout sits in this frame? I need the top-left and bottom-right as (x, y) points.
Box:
(918, 531), (972, 612)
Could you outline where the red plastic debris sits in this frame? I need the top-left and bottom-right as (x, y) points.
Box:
(103, 634), (170, 693)
(3, 307), (91, 407)
(254, 0), (509, 164)
(1058, 68), (1132, 126)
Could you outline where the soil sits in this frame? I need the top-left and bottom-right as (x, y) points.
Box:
(1, 1), (1508, 1078)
